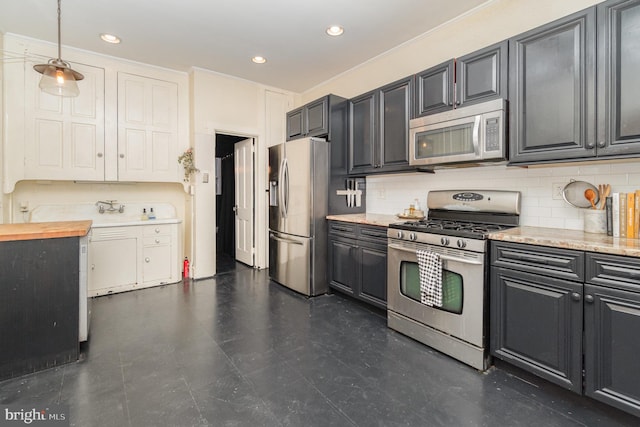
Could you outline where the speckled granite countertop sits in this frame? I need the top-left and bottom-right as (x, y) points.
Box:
(326, 213), (403, 227)
(489, 226), (640, 258)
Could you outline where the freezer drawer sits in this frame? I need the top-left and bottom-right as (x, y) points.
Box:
(269, 231), (312, 296)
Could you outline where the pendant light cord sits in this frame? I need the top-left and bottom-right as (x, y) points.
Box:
(57, 0), (62, 60)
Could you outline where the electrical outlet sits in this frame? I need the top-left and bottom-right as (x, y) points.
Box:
(552, 183), (565, 200)
(377, 189), (386, 199)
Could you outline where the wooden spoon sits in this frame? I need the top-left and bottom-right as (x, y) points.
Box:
(584, 188), (597, 209)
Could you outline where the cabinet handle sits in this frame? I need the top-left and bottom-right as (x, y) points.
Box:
(155, 239), (160, 243)
(97, 153), (103, 158)
(584, 294), (595, 304)
(571, 292), (581, 302)
(119, 154), (125, 158)
(145, 257), (150, 263)
(597, 141), (606, 148)
(155, 228), (160, 233)
(455, 100), (461, 106)
(586, 142), (595, 149)
(91, 264), (95, 270)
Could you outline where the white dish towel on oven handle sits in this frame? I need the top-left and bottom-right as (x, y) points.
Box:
(417, 249), (443, 307)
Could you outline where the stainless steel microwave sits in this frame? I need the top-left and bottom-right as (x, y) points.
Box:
(409, 99), (506, 167)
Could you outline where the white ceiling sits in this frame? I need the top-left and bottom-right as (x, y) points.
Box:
(0, 0), (490, 93)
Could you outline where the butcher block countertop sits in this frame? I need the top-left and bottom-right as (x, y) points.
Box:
(489, 226), (640, 258)
(326, 213), (404, 227)
(0, 220), (92, 242)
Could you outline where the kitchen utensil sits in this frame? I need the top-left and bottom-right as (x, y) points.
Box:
(599, 184), (611, 209)
(584, 188), (597, 209)
(562, 180), (600, 208)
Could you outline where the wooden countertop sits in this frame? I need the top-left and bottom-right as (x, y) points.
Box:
(326, 213), (403, 227)
(0, 220), (92, 242)
(489, 226), (640, 258)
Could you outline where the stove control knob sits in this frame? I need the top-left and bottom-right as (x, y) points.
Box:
(396, 231), (404, 239)
(457, 239), (467, 249)
(409, 232), (417, 241)
(440, 237), (450, 246)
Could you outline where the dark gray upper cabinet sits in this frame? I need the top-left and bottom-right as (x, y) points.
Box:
(596, 0), (640, 157)
(509, 7), (597, 164)
(349, 76), (412, 175)
(349, 91), (377, 174)
(414, 60), (454, 117)
(286, 95), (345, 141)
(414, 41), (507, 118)
(456, 41), (508, 107)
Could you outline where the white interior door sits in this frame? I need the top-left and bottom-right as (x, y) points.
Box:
(235, 138), (254, 266)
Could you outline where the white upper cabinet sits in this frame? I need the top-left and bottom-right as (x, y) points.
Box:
(24, 61), (106, 181)
(2, 35), (186, 192)
(117, 73), (180, 182)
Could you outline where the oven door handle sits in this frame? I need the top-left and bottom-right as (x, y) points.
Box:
(388, 243), (484, 266)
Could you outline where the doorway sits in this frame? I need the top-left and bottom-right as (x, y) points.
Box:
(215, 133), (254, 274)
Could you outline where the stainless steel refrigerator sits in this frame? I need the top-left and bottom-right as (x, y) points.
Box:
(268, 137), (329, 296)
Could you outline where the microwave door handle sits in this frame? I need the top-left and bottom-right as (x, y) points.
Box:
(472, 116), (481, 156)
(388, 243), (483, 266)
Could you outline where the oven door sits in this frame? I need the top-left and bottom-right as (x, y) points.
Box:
(387, 240), (485, 347)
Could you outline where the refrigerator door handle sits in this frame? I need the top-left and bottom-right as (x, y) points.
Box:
(282, 158), (290, 218)
(270, 232), (303, 245)
(278, 158), (286, 218)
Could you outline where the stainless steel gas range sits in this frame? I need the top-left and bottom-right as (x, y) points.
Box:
(387, 190), (521, 371)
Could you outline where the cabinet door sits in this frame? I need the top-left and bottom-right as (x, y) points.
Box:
(24, 62), (105, 181)
(456, 41), (508, 107)
(378, 77), (412, 172)
(414, 60), (454, 117)
(358, 243), (387, 308)
(349, 91), (378, 174)
(117, 72), (180, 182)
(597, 0), (640, 157)
(88, 236), (138, 295)
(584, 284), (640, 417)
(509, 8), (596, 164)
(328, 236), (357, 295)
(305, 97), (329, 138)
(143, 242), (172, 284)
(286, 107), (304, 140)
(490, 268), (583, 393)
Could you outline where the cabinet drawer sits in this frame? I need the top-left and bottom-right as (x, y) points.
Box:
(143, 235), (171, 246)
(586, 253), (640, 292)
(491, 241), (584, 282)
(143, 224), (173, 236)
(358, 225), (387, 244)
(328, 221), (357, 237)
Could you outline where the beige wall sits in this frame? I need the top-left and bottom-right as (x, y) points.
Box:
(189, 68), (294, 276)
(301, 0), (603, 102)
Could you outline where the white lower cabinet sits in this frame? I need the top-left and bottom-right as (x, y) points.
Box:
(88, 222), (181, 296)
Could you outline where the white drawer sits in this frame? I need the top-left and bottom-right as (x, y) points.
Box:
(143, 235), (171, 246)
(143, 224), (172, 236)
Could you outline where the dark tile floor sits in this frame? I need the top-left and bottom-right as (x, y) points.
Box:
(1, 264), (638, 427)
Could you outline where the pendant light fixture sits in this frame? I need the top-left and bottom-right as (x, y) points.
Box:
(33, 0), (84, 97)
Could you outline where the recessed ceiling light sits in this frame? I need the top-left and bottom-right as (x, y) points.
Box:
(100, 33), (121, 44)
(326, 25), (344, 36)
(252, 56), (267, 64)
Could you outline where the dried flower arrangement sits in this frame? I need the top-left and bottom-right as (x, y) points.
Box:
(178, 148), (199, 182)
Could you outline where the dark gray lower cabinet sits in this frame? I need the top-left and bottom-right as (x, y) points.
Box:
(491, 241), (640, 417)
(584, 252), (640, 416)
(491, 267), (583, 392)
(0, 237), (80, 381)
(328, 221), (387, 309)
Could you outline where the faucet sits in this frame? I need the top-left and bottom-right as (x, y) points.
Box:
(95, 200), (125, 214)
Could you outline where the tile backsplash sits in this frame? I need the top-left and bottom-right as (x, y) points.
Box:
(366, 160), (640, 231)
